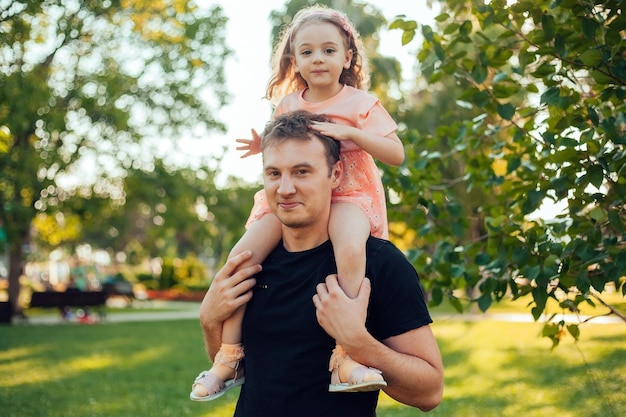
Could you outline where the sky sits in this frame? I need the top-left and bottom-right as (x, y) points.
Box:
(195, 0), (439, 184)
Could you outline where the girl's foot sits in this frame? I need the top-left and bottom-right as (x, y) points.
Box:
(328, 345), (387, 393)
(190, 343), (245, 401)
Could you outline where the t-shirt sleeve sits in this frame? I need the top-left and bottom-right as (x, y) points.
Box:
(366, 241), (432, 341)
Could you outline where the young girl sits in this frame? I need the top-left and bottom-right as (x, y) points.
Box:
(190, 5), (404, 401)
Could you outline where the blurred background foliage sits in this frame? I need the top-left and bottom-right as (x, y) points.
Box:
(0, 0), (624, 345)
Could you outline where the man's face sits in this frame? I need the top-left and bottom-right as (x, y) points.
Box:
(263, 136), (341, 230)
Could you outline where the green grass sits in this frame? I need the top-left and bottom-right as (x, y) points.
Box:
(1, 315), (624, 417)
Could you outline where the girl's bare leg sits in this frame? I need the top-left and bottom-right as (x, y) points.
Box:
(328, 203), (384, 390)
(329, 202), (369, 298)
(192, 213), (282, 397)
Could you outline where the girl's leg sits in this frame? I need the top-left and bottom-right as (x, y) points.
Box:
(191, 213), (282, 399)
(222, 212), (282, 343)
(329, 202), (370, 298)
(327, 203), (385, 392)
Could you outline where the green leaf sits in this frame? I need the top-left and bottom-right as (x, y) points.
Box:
(492, 84), (518, 99)
(540, 86), (559, 105)
(551, 148), (577, 163)
(541, 322), (559, 337)
(587, 106), (599, 126)
(554, 34), (566, 57)
(477, 293), (492, 312)
(475, 253), (491, 266)
(608, 14), (626, 31)
(430, 286), (443, 306)
(448, 295), (463, 313)
(541, 13), (555, 41)
(523, 264), (540, 280)
(566, 324), (580, 340)
(591, 70), (614, 85)
(587, 164), (604, 188)
(434, 12), (450, 23)
(580, 17), (598, 39)
(522, 189), (545, 214)
(448, 202), (463, 217)
(589, 206), (606, 223)
(608, 210), (625, 233)
(459, 20), (473, 36)
(472, 64), (488, 83)
(579, 49), (604, 66)
(451, 264), (465, 277)
(443, 22), (460, 35)
(401, 30), (416, 45)
(532, 62), (556, 78)
(497, 103), (516, 120)
(388, 18), (417, 31)
(388, 18), (403, 29)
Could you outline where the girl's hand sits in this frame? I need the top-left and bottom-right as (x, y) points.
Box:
(235, 128), (262, 158)
(310, 121), (356, 141)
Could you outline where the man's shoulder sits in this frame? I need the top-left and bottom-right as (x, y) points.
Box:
(365, 237), (410, 268)
(366, 236), (400, 254)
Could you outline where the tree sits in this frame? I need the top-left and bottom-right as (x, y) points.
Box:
(0, 0), (231, 314)
(388, 0), (625, 345)
(75, 159), (257, 269)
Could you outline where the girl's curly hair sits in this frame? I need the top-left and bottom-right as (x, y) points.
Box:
(265, 4), (369, 105)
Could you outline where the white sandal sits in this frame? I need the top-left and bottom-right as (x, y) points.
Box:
(328, 345), (387, 393)
(189, 343), (245, 401)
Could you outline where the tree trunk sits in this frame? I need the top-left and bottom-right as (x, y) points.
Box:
(8, 235), (26, 317)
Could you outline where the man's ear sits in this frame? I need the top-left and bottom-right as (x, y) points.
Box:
(331, 160), (343, 188)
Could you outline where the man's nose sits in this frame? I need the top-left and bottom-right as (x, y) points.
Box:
(277, 176), (296, 194)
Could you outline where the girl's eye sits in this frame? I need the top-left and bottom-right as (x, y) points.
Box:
(301, 50), (311, 56)
(324, 48), (335, 54)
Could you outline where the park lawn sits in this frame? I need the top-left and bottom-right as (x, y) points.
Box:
(0, 317), (624, 417)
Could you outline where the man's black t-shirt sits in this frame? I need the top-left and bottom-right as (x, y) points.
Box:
(235, 237), (432, 417)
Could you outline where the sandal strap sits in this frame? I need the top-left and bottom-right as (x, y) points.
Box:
(193, 371), (225, 395)
(214, 343), (244, 370)
(328, 345), (348, 372)
(347, 365), (383, 385)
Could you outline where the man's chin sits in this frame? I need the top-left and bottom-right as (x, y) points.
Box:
(275, 214), (307, 229)
(281, 220), (307, 229)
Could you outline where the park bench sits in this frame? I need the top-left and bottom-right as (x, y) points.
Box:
(102, 281), (135, 299)
(29, 291), (108, 321)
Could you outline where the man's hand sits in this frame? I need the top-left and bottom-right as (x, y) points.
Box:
(199, 250), (259, 326)
(235, 128), (262, 158)
(312, 275), (371, 345)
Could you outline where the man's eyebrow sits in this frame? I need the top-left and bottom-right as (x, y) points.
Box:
(264, 162), (315, 171)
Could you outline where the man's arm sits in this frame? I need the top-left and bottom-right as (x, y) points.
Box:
(313, 276), (444, 411)
(199, 251), (259, 359)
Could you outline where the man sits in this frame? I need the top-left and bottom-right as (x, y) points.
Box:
(198, 110), (443, 416)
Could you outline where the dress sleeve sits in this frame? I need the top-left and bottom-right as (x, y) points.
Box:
(273, 100), (286, 119)
(357, 100), (398, 139)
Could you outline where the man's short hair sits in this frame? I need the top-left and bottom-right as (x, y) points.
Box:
(261, 110), (341, 171)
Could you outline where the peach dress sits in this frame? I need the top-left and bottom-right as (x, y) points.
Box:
(246, 85), (397, 239)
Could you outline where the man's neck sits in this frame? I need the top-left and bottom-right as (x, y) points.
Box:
(281, 225), (329, 253)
